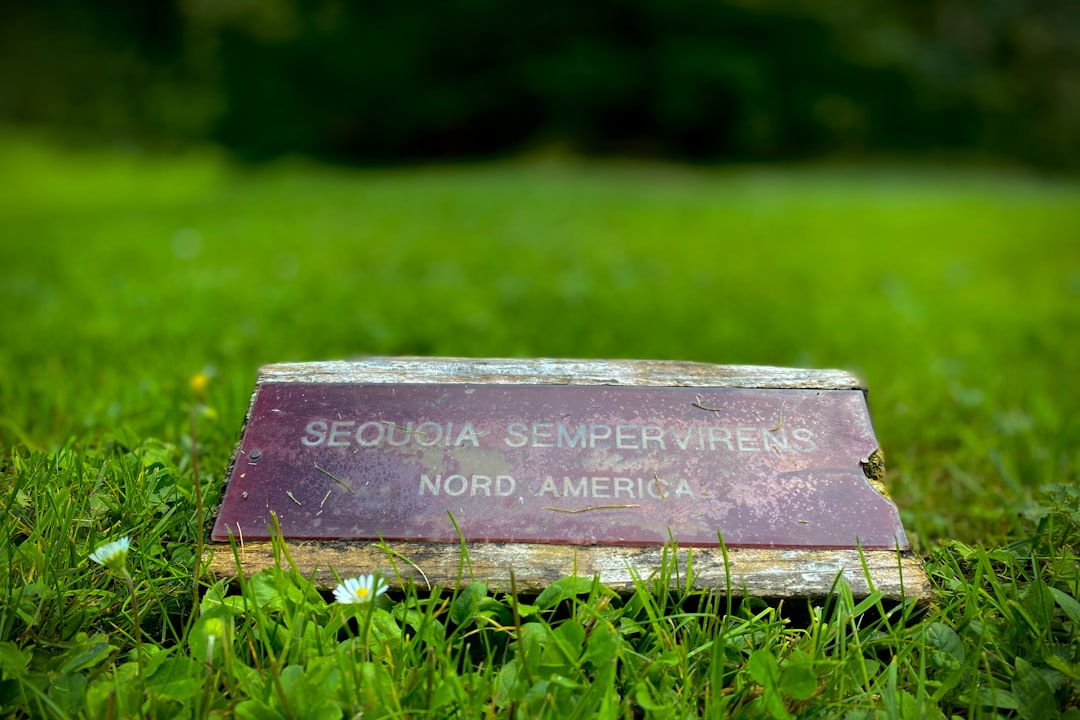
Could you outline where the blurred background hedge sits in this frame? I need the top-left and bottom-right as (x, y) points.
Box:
(2, 0), (1078, 169)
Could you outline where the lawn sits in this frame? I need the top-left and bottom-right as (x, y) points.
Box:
(1, 133), (1078, 718)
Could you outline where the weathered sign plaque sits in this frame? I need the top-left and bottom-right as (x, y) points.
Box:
(209, 359), (929, 601)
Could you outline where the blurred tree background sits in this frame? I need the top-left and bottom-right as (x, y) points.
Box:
(1, 0), (1078, 169)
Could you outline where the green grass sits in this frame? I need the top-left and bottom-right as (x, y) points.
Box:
(1, 131), (1079, 718)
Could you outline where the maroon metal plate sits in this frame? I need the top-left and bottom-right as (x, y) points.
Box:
(211, 384), (908, 549)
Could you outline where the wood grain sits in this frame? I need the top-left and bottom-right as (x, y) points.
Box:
(258, 357), (865, 390)
(207, 539), (930, 601)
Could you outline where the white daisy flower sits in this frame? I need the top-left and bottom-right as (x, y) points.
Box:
(89, 537), (131, 572)
(333, 575), (388, 604)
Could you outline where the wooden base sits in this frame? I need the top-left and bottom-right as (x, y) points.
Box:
(208, 358), (931, 604)
(207, 539), (930, 602)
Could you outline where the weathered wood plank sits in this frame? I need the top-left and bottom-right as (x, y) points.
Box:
(207, 540), (929, 602)
(258, 358), (865, 390)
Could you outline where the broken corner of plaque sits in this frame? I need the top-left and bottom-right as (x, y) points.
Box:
(209, 358), (930, 603)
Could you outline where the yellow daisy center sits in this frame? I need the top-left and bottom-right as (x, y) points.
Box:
(190, 373), (210, 393)
(356, 587), (369, 599)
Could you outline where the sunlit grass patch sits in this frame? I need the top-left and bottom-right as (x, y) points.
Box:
(1, 134), (1078, 716)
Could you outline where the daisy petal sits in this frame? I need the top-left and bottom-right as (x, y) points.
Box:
(89, 537), (131, 571)
(333, 574), (388, 604)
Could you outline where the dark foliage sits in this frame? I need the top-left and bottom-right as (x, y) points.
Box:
(2, 0), (1078, 168)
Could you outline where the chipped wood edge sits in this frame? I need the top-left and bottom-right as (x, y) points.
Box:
(206, 540), (931, 603)
(257, 358), (866, 391)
